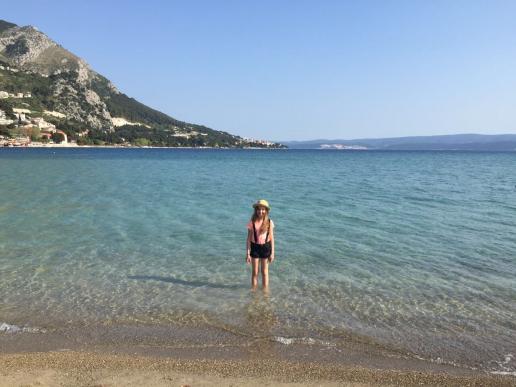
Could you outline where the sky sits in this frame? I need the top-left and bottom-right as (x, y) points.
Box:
(3, 1), (516, 141)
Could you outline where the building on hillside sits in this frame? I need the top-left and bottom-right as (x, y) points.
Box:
(40, 131), (52, 141)
(0, 91), (8, 99)
(13, 108), (31, 114)
(40, 128), (68, 144)
(0, 109), (14, 125)
(0, 117), (14, 125)
(16, 113), (30, 125)
(31, 117), (55, 130)
(2, 136), (30, 146)
(31, 117), (44, 127)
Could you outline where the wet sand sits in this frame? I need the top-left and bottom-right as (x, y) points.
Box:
(1, 324), (515, 386)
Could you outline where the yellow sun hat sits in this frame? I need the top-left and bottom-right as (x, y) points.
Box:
(252, 199), (270, 210)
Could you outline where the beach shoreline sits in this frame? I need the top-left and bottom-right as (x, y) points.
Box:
(1, 324), (515, 386)
(1, 350), (514, 387)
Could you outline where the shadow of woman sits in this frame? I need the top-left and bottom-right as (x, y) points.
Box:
(128, 274), (245, 290)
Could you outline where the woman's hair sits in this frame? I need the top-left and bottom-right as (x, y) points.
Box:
(252, 207), (270, 234)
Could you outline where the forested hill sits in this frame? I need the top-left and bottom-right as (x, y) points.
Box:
(0, 19), (284, 148)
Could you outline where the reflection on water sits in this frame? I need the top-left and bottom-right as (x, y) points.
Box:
(244, 291), (278, 358)
(245, 292), (277, 335)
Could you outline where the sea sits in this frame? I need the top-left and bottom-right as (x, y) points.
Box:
(0, 148), (515, 374)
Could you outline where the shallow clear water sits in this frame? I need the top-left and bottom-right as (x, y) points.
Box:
(1, 148), (515, 372)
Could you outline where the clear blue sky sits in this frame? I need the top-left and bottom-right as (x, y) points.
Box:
(3, 1), (516, 141)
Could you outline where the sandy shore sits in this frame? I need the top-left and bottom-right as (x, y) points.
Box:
(1, 323), (515, 386)
(1, 351), (514, 387)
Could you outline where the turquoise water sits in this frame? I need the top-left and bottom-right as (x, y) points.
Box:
(1, 148), (515, 373)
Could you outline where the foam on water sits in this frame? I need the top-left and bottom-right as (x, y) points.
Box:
(0, 322), (45, 334)
(490, 354), (516, 376)
(273, 336), (336, 346)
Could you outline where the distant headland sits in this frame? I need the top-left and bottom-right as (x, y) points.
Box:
(281, 134), (516, 151)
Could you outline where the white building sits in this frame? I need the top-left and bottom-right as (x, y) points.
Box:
(0, 109), (14, 125)
(15, 112), (30, 125)
(31, 117), (55, 130)
(13, 108), (31, 114)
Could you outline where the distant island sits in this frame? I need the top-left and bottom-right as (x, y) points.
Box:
(0, 19), (284, 148)
(281, 134), (516, 151)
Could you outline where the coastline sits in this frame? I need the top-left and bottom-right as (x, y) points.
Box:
(1, 143), (285, 149)
(1, 324), (514, 386)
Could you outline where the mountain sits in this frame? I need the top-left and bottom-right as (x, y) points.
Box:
(282, 134), (516, 151)
(0, 20), (284, 148)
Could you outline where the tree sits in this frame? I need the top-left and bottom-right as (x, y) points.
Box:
(0, 125), (10, 137)
(77, 137), (93, 145)
(29, 127), (40, 141)
(133, 137), (150, 147)
(0, 100), (15, 119)
(51, 132), (65, 143)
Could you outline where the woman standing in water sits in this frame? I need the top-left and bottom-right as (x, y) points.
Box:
(246, 199), (275, 289)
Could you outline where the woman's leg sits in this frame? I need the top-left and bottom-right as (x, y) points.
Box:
(251, 258), (260, 289)
(260, 258), (269, 288)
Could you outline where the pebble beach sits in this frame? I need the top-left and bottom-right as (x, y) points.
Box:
(1, 351), (515, 387)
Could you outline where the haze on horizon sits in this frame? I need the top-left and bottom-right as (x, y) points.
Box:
(3, 1), (516, 142)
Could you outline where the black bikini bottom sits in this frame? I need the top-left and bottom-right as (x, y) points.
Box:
(250, 241), (271, 259)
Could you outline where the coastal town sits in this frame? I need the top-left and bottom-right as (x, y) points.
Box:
(0, 61), (71, 146)
(0, 107), (69, 147)
(0, 102), (279, 148)
(1, 59), (284, 148)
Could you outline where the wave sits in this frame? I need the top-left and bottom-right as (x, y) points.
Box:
(490, 353), (516, 376)
(0, 322), (45, 334)
(273, 334), (515, 375)
(273, 335), (336, 347)
(491, 371), (516, 376)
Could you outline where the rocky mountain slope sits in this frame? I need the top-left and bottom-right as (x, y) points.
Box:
(0, 19), (282, 147)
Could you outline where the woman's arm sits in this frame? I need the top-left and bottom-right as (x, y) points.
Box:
(246, 229), (252, 264)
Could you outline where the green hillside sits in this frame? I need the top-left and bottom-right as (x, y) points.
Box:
(0, 62), (281, 147)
